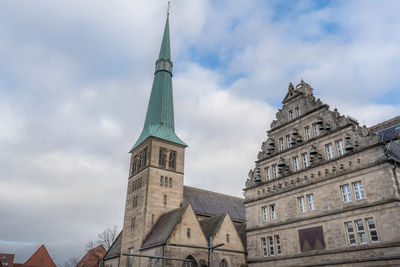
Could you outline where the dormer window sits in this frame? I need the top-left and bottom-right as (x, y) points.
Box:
(288, 110), (294, 120)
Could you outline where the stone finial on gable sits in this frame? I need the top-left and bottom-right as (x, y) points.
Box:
(296, 79), (313, 96)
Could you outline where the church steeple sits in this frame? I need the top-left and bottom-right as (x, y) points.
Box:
(130, 15), (187, 152)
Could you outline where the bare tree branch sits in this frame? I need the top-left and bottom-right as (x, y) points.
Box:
(96, 225), (119, 250)
(62, 256), (80, 267)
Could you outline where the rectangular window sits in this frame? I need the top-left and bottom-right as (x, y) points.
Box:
(292, 156), (300, 171)
(305, 126), (311, 140)
(261, 238), (268, 257)
(345, 222), (356, 245)
(262, 206), (268, 222)
(131, 217), (136, 231)
(365, 218), (379, 242)
(288, 110), (294, 120)
(286, 135), (291, 148)
(164, 176), (168, 186)
(226, 234), (230, 243)
(163, 194), (167, 206)
(279, 137), (285, 151)
(169, 177), (172, 187)
(275, 235), (282, 255)
(295, 106), (301, 117)
(336, 139), (344, 156)
(265, 167), (271, 181)
(298, 196), (306, 213)
(268, 236), (275, 256)
(302, 153), (309, 168)
(187, 228), (191, 238)
(325, 143), (335, 160)
(272, 164), (278, 179)
(355, 220), (367, 244)
(270, 204), (276, 220)
(313, 124), (319, 137)
(341, 184), (352, 203)
(160, 176), (163, 185)
(307, 194), (316, 211)
(353, 181), (365, 200)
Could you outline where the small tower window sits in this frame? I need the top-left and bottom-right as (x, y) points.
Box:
(143, 147), (148, 167)
(169, 151), (176, 169)
(169, 177), (172, 187)
(131, 217), (136, 231)
(151, 214), (154, 225)
(187, 228), (191, 238)
(164, 176), (168, 186)
(159, 148), (167, 167)
(226, 234), (230, 243)
(163, 194), (167, 206)
(160, 176), (164, 185)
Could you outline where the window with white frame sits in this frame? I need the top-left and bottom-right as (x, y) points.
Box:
(353, 181), (365, 200)
(262, 206), (268, 222)
(279, 137), (285, 151)
(305, 126), (311, 140)
(335, 139), (344, 156)
(288, 110), (294, 120)
(345, 218), (379, 246)
(302, 153), (309, 168)
(270, 204), (277, 220)
(286, 135), (291, 148)
(295, 106), (301, 117)
(325, 143), (335, 160)
(298, 196), (306, 213)
(340, 181), (366, 203)
(366, 217), (379, 242)
(307, 194), (316, 211)
(268, 236), (275, 256)
(265, 167), (271, 181)
(313, 124), (319, 137)
(272, 164), (278, 179)
(261, 237), (268, 257)
(292, 156), (300, 171)
(341, 184), (352, 203)
(261, 235), (281, 257)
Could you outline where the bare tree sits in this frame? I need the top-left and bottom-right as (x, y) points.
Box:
(97, 225), (119, 250)
(62, 256), (80, 267)
(85, 225), (119, 252)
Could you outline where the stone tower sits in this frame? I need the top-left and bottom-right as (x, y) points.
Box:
(119, 15), (187, 267)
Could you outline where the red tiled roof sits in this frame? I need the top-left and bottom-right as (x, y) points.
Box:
(77, 245), (106, 267)
(23, 245), (56, 267)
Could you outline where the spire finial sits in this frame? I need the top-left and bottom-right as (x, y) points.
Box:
(167, 1), (171, 16)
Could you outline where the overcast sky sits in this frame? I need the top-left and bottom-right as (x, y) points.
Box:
(1, 0), (399, 264)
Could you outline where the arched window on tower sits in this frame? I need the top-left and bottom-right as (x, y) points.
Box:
(219, 259), (229, 267)
(182, 256), (197, 267)
(159, 148), (167, 167)
(169, 150), (176, 169)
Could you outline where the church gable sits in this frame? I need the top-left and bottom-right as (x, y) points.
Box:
(167, 204), (208, 246)
(212, 213), (245, 251)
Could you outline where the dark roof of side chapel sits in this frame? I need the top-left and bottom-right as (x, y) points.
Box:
(183, 186), (245, 222)
(199, 214), (226, 241)
(141, 204), (188, 250)
(103, 231), (122, 260)
(370, 115), (400, 142)
(234, 223), (247, 247)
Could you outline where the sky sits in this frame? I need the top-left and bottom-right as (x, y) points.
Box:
(1, 0), (399, 264)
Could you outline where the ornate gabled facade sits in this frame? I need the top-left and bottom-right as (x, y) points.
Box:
(244, 81), (400, 266)
(115, 14), (247, 267)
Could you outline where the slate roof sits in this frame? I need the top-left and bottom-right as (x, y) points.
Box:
(183, 186), (245, 222)
(234, 223), (247, 247)
(77, 245), (106, 267)
(103, 231), (122, 260)
(141, 204), (187, 250)
(370, 115), (400, 142)
(23, 245), (56, 267)
(199, 214), (226, 241)
(387, 141), (400, 163)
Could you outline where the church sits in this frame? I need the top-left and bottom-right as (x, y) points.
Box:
(100, 8), (400, 267)
(102, 13), (247, 267)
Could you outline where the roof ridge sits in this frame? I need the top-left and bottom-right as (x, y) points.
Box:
(184, 185), (244, 200)
(370, 115), (400, 131)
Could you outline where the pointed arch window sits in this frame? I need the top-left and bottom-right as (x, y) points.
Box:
(169, 150), (176, 169)
(159, 148), (167, 167)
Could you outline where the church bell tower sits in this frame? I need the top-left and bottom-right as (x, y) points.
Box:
(119, 14), (187, 267)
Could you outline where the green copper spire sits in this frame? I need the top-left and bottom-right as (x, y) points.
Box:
(130, 15), (187, 152)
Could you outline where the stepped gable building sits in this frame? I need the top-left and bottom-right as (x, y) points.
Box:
(115, 14), (246, 267)
(244, 81), (400, 266)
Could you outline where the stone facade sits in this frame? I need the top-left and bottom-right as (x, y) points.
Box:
(244, 81), (400, 266)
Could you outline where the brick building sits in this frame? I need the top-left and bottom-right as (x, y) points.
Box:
(244, 81), (400, 266)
